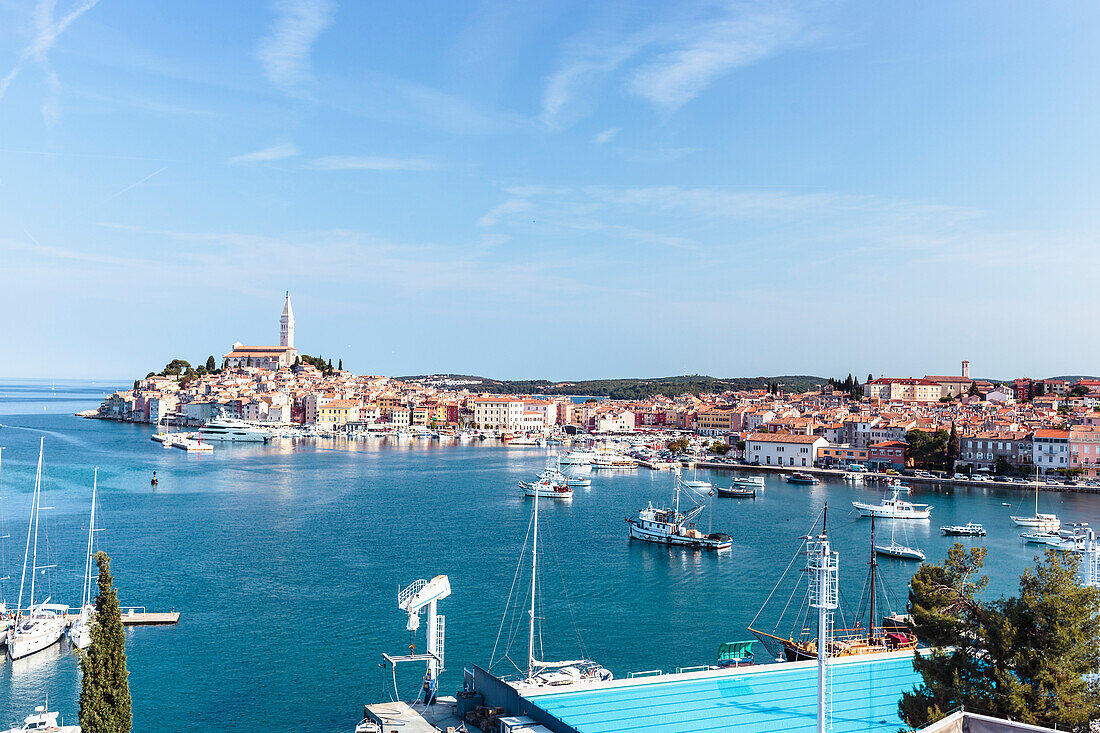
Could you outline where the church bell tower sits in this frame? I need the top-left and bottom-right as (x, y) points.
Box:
(280, 291), (295, 349)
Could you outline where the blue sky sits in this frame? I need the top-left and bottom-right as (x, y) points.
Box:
(2, 1), (1099, 380)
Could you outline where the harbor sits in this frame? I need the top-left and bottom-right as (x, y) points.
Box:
(2, 381), (1098, 731)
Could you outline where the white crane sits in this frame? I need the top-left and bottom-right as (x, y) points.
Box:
(396, 575), (451, 678)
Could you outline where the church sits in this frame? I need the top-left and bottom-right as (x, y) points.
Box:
(223, 292), (299, 370)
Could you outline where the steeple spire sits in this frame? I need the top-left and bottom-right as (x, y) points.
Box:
(280, 292), (295, 348)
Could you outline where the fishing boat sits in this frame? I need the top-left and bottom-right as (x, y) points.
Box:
(7, 439), (70, 661)
(626, 471), (732, 550)
(749, 510), (918, 662)
(940, 523), (986, 536)
(520, 472), (573, 500)
(2, 705), (80, 733)
(786, 473), (819, 485)
(68, 469), (99, 650)
(852, 487), (932, 519)
(1010, 477), (1060, 532)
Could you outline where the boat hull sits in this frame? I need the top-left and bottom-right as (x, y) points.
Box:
(853, 504), (931, 519)
(627, 521), (731, 550)
(7, 619), (66, 660)
(874, 544), (926, 561)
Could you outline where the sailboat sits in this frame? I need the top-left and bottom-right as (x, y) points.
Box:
(68, 469), (98, 649)
(1011, 469), (1060, 531)
(749, 509), (918, 661)
(874, 516), (926, 561)
(7, 438), (69, 660)
(0, 448), (13, 644)
(496, 474), (612, 690)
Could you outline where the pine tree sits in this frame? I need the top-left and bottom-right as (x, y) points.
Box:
(80, 552), (133, 733)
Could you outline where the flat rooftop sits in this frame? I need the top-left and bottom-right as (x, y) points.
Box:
(522, 652), (922, 733)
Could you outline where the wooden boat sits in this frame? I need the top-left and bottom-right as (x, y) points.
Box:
(715, 485), (756, 498)
(749, 511), (918, 661)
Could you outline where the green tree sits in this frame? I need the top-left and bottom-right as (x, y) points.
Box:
(80, 552), (133, 733)
(205, 355), (216, 371)
(901, 546), (1100, 731)
(945, 422), (959, 471)
(711, 442), (730, 455)
(667, 437), (691, 453)
(338, 359), (343, 371)
(1071, 385), (1091, 397)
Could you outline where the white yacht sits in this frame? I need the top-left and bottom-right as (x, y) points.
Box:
(852, 487), (932, 519)
(198, 417), (271, 443)
(626, 472), (732, 550)
(68, 469), (98, 650)
(559, 448), (596, 466)
(2, 705), (80, 733)
(8, 439), (69, 661)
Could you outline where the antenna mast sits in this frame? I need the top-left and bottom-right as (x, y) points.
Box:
(808, 502), (838, 733)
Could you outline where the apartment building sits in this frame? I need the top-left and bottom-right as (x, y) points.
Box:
(745, 433), (828, 468)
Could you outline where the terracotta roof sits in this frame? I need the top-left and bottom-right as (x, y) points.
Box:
(746, 433), (825, 444)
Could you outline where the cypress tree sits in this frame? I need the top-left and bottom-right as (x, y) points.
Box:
(338, 359), (343, 371)
(205, 355), (216, 371)
(80, 551), (132, 733)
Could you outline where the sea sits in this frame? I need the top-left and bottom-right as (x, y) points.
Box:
(0, 378), (1095, 732)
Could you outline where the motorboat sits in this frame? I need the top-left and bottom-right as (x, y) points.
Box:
(729, 476), (765, 490)
(940, 523), (986, 536)
(1020, 530), (1063, 545)
(565, 476), (591, 488)
(626, 472), (731, 550)
(2, 705), (80, 733)
(559, 449), (596, 466)
(842, 471), (864, 484)
(592, 452), (637, 470)
(786, 473), (820, 485)
(852, 487), (932, 519)
(198, 417), (271, 442)
(520, 469), (573, 500)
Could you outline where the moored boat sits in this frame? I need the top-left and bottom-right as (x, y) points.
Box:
(874, 543), (925, 560)
(940, 523), (986, 536)
(852, 487), (932, 519)
(786, 473), (819, 485)
(626, 472), (731, 550)
(2, 705), (80, 733)
(715, 485), (756, 498)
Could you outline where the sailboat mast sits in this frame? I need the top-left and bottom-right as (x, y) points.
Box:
(527, 477), (539, 679)
(17, 438), (43, 613)
(29, 438), (44, 610)
(81, 469), (98, 610)
(869, 514), (877, 638)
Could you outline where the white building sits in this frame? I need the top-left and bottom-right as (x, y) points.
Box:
(595, 410), (635, 434)
(1032, 429), (1070, 474)
(301, 393), (333, 424)
(473, 397), (525, 431)
(745, 433), (828, 468)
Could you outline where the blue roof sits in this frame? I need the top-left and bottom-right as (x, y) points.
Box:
(524, 653), (922, 733)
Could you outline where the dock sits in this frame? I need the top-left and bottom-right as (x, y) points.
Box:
(361, 698), (463, 733)
(119, 607), (180, 626)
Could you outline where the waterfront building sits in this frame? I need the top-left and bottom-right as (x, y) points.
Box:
(473, 396), (526, 431)
(223, 293), (299, 370)
(1070, 425), (1100, 477)
(960, 431), (1032, 472)
(868, 440), (907, 469)
(694, 407), (737, 436)
(745, 433), (828, 467)
(318, 399), (359, 430)
(1032, 429), (1070, 474)
(817, 444), (869, 467)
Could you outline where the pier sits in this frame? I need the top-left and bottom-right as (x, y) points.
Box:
(119, 607), (180, 626)
(360, 699), (462, 733)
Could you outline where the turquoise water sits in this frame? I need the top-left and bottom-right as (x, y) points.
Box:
(0, 379), (1095, 732)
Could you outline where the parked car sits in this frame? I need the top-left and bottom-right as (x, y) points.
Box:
(952, 473), (968, 480)
(1011, 477), (1027, 484)
(993, 475), (1010, 483)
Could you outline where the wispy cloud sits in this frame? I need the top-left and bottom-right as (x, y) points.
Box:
(228, 142), (301, 165)
(305, 155), (435, 172)
(256, 0), (336, 89)
(0, 0), (101, 122)
(477, 198), (534, 227)
(540, 2), (811, 127)
(628, 7), (805, 111)
(592, 127), (621, 145)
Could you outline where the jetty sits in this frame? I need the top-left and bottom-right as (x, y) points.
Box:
(359, 699), (462, 733)
(119, 607), (180, 626)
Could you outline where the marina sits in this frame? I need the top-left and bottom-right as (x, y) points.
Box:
(1, 381), (1098, 730)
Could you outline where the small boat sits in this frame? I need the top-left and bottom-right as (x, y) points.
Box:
(1011, 473), (1060, 532)
(2, 705), (80, 733)
(715, 485), (756, 498)
(852, 487), (932, 519)
(565, 477), (591, 488)
(728, 476), (764, 490)
(520, 472), (574, 500)
(842, 471), (864, 483)
(1020, 530), (1062, 545)
(940, 523), (985, 536)
(786, 473), (820, 485)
